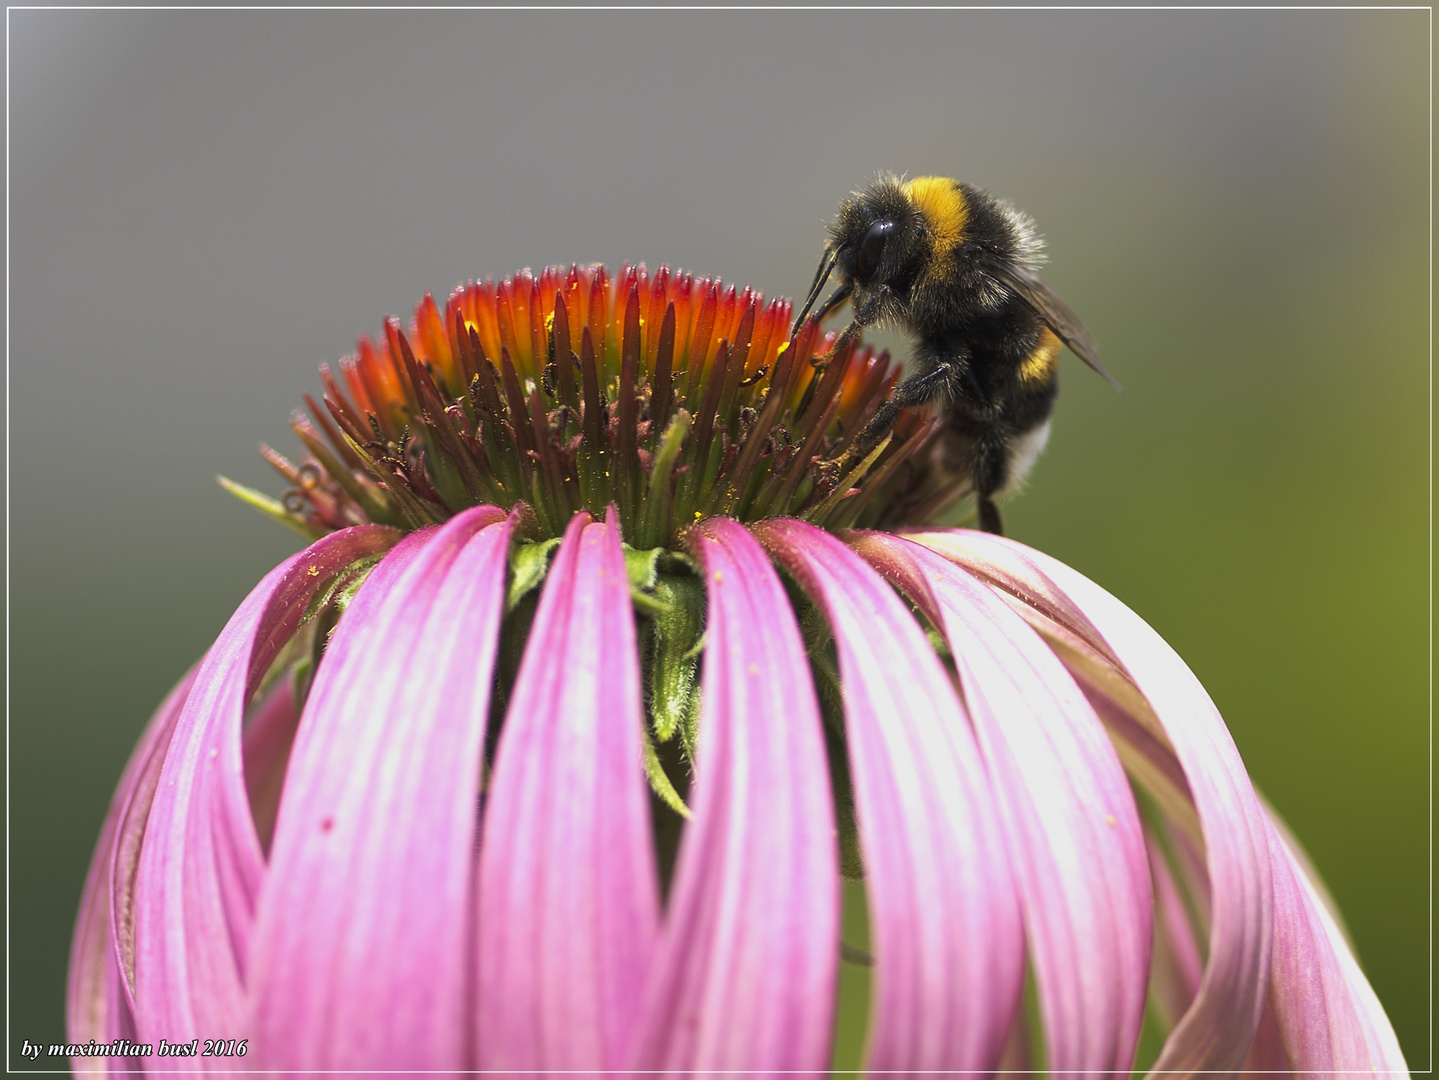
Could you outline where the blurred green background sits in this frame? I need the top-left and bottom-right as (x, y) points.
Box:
(10, 9), (1428, 1069)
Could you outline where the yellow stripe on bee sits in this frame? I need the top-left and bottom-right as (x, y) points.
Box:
(1018, 328), (1063, 389)
(902, 176), (968, 259)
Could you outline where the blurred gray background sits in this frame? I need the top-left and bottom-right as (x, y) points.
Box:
(10, 8), (1428, 1067)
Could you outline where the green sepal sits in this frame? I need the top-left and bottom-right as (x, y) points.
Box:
(243, 549), (390, 714)
(302, 552), (388, 626)
(419, 436), (473, 514)
(249, 631), (311, 714)
(291, 653), (316, 710)
(623, 545), (669, 615)
(788, 584), (865, 880)
(218, 475), (326, 542)
(291, 551), (390, 710)
(809, 637), (865, 880)
(647, 567), (706, 746)
(507, 538), (561, 612)
(491, 590), (538, 725)
(636, 410), (691, 549)
(1019, 959), (1049, 1074)
(641, 721), (693, 820)
(925, 626), (953, 663)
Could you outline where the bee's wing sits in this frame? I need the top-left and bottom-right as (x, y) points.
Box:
(989, 263), (1122, 391)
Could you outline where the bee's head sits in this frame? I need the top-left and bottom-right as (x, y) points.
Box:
(829, 177), (927, 291)
(791, 176), (932, 336)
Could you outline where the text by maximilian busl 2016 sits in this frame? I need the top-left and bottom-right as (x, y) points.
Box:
(20, 1038), (247, 1061)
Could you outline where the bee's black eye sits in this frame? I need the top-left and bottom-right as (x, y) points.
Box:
(855, 219), (894, 281)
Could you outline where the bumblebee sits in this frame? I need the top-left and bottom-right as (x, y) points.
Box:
(793, 175), (1118, 535)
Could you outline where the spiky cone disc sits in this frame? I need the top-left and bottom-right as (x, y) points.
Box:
(257, 264), (945, 547)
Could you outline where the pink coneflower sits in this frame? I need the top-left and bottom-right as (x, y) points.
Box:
(69, 265), (1405, 1075)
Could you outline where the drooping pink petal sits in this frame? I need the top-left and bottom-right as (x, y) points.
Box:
(474, 510), (660, 1073)
(68, 667), (197, 1075)
(1263, 811), (1407, 1073)
(1241, 1001), (1291, 1071)
(246, 506), (510, 1072)
(1083, 681), (1198, 846)
(908, 529), (1274, 1074)
(130, 524), (399, 1051)
(625, 517), (838, 1076)
(851, 531), (1151, 1077)
(110, 675), (207, 1041)
(1147, 830), (1204, 1033)
(755, 518), (1024, 1073)
(240, 679), (302, 857)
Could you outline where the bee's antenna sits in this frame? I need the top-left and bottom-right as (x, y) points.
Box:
(791, 248), (839, 337)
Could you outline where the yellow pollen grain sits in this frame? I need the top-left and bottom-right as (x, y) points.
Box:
(544, 310), (555, 332)
(776, 341), (790, 355)
(694, 510), (703, 520)
(1018, 328), (1063, 389)
(902, 176), (969, 261)
(713, 570), (724, 583)
(1105, 814), (1117, 828)
(748, 662), (759, 677)
(307, 565), (320, 577)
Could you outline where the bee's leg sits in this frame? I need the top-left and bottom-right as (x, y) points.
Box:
(854, 358), (961, 451)
(977, 497), (1003, 535)
(973, 440), (1008, 535)
(812, 319), (864, 369)
(853, 399), (899, 452)
(809, 286), (892, 378)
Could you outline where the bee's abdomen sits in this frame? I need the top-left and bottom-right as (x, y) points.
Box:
(1016, 327), (1063, 391)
